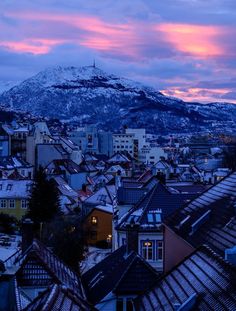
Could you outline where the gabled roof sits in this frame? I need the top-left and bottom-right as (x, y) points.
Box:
(46, 159), (82, 175)
(82, 246), (159, 305)
(117, 183), (196, 231)
(0, 156), (32, 169)
(137, 169), (153, 183)
(0, 179), (33, 198)
(185, 171), (236, 213)
(53, 176), (78, 198)
(23, 284), (92, 311)
(117, 187), (148, 205)
(84, 185), (115, 206)
(134, 245), (236, 311)
(78, 161), (97, 173)
(167, 196), (236, 257)
(89, 173), (114, 186)
(83, 153), (98, 163)
(15, 240), (86, 300)
(107, 152), (131, 163)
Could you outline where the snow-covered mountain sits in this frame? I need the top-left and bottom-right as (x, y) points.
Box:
(0, 80), (19, 93)
(0, 65), (236, 133)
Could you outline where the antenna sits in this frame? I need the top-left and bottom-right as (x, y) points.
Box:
(93, 59), (96, 68)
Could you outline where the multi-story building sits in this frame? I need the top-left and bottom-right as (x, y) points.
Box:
(0, 179), (33, 219)
(0, 124), (12, 157)
(112, 133), (138, 159)
(69, 125), (113, 156)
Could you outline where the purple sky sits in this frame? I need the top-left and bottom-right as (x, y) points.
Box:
(1, 0), (236, 103)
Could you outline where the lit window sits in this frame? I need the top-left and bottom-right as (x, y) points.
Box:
(91, 216), (98, 225)
(0, 199), (6, 209)
(107, 234), (112, 243)
(141, 240), (153, 261)
(9, 199), (15, 209)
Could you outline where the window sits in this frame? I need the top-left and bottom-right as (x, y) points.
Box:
(141, 240), (154, 261)
(26, 184), (32, 192)
(0, 199), (6, 209)
(7, 184), (13, 191)
(116, 298), (123, 311)
(91, 216), (98, 225)
(127, 299), (133, 311)
(9, 199), (15, 209)
(157, 241), (163, 260)
(21, 200), (28, 209)
(141, 240), (163, 261)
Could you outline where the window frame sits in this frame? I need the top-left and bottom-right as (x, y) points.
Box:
(0, 199), (7, 209)
(9, 199), (15, 209)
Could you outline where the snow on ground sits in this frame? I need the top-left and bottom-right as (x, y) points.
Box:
(0, 233), (21, 261)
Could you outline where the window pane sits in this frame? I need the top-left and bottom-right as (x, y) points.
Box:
(157, 241), (163, 260)
(116, 299), (123, 311)
(127, 299), (133, 311)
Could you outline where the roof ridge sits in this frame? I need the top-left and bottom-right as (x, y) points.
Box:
(186, 171), (236, 209)
(113, 251), (137, 292)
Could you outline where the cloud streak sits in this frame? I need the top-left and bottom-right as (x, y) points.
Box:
(0, 1), (236, 103)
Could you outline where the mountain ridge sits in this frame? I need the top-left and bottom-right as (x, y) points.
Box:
(0, 65), (235, 133)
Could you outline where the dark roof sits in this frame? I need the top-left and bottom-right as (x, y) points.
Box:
(137, 169), (153, 183)
(82, 246), (159, 305)
(0, 156), (32, 169)
(46, 159), (82, 175)
(167, 196), (236, 257)
(122, 181), (144, 188)
(134, 245), (236, 310)
(167, 183), (209, 194)
(78, 161), (97, 172)
(117, 187), (148, 205)
(117, 183), (196, 231)
(185, 171), (236, 213)
(0, 275), (17, 311)
(15, 240), (86, 300)
(94, 154), (109, 162)
(107, 152), (131, 163)
(24, 284), (92, 311)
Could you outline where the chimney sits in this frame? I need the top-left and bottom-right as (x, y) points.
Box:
(115, 170), (122, 190)
(21, 218), (34, 252)
(126, 219), (139, 254)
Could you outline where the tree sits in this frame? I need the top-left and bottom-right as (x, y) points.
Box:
(27, 166), (60, 224)
(0, 213), (18, 234)
(42, 216), (87, 272)
(223, 145), (236, 171)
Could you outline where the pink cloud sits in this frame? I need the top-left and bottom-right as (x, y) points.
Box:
(156, 23), (225, 58)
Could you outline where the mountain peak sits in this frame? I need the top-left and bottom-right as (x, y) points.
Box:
(0, 66), (236, 133)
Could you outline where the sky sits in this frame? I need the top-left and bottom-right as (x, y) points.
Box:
(0, 0), (236, 103)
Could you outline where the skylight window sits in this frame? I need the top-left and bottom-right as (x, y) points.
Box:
(147, 213), (154, 222)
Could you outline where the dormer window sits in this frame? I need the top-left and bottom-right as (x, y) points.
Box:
(7, 184), (13, 191)
(140, 240), (163, 261)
